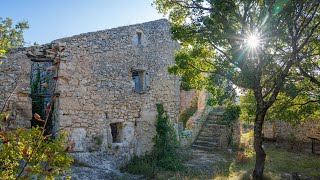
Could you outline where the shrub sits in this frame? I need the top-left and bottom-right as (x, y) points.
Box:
(153, 103), (183, 171)
(0, 124), (73, 179)
(121, 103), (183, 178)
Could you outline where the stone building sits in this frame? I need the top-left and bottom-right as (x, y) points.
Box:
(1, 19), (180, 158)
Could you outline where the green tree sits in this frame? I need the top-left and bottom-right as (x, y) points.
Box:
(0, 17), (29, 50)
(0, 17), (28, 64)
(153, 0), (320, 179)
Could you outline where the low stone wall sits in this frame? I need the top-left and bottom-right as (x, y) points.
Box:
(263, 119), (320, 142)
(179, 90), (212, 147)
(232, 119), (241, 145)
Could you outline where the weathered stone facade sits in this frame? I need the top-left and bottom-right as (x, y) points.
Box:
(2, 19), (180, 158)
(0, 49), (32, 128)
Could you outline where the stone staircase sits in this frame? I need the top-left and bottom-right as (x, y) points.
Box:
(183, 110), (228, 176)
(191, 110), (227, 152)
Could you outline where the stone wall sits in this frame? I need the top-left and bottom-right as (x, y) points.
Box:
(263, 119), (320, 142)
(51, 19), (180, 157)
(2, 19), (180, 159)
(179, 90), (212, 147)
(179, 90), (197, 113)
(0, 48), (32, 128)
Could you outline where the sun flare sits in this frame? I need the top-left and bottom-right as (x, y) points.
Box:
(247, 35), (260, 48)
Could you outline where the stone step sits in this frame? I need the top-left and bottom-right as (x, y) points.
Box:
(200, 127), (226, 133)
(194, 140), (218, 146)
(191, 144), (215, 151)
(199, 131), (223, 137)
(207, 115), (220, 119)
(204, 123), (225, 128)
(196, 136), (220, 142)
(208, 112), (224, 116)
(206, 119), (220, 123)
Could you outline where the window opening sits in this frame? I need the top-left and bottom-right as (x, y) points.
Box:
(136, 32), (142, 46)
(132, 70), (146, 93)
(110, 123), (122, 143)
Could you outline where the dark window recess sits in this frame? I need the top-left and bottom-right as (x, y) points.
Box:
(110, 123), (122, 143)
(132, 70), (148, 93)
(136, 32), (142, 46)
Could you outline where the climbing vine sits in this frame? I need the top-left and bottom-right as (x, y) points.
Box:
(31, 64), (45, 127)
(153, 103), (182, 170)
(121, 103), (183, 178)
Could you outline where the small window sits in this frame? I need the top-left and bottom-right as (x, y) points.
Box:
(110, 123), (123, 143)
(136, 32), (142, 46)
(132, 70), (148, 93)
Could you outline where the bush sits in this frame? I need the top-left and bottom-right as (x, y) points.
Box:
(153, 104), (183, 171)
(121, 155), (155, 178)
(0, 113), (73, 179)
(220, 105), (241, 127)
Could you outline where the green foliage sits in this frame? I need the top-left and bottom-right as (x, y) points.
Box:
(153, 103), (182, 170)
(120, 155), (155, 179)
(0, 49), (6, 64)
(31, 64), (46, 127)
(220, 105), (241, 127)
(0, 17), (29, 51)
(179, 100), (197, 128)
(0, 17), (28, 65)
(0, 125), (73, 179)
(0, 19), (71, 179)
(122, 104), (183, 178)
(240, 90), (320, 125)
(153, 1), (320, 176)
(239, 91), (256, 123)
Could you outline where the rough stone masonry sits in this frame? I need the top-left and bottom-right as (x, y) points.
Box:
(1, 19), (180, 159)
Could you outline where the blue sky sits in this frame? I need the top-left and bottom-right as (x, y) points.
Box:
(1, 0), (164, 45)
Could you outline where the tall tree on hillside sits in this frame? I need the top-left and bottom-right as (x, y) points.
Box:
(153, 0), (320, 179)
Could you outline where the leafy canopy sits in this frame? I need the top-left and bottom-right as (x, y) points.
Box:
(154, 0), (320, 108)
(153, 0), (320, 177)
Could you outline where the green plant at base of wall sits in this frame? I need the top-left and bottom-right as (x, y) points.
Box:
(121, 103), (183, 178)
(0, 125), (73, 179)
(179, 100), (197, 129)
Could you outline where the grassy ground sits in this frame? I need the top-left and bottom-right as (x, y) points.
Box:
(122, 129), (320, 179)
(214, 130), (320, 180)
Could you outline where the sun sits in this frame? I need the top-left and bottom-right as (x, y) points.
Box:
(246, 34), (260, 48)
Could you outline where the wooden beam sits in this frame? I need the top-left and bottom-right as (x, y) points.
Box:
(30, 93), (60, 97)
(30, 58), (54, 62)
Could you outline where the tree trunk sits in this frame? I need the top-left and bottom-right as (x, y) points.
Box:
(252, 109), (267, 180)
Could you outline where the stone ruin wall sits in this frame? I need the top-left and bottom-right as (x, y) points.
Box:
(179, 90), (212, 146)
(263, 119), (320, 143)
(53, 19), (180, 156)
(2, 19), (180, 158)
(0, 49), (32, 128)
